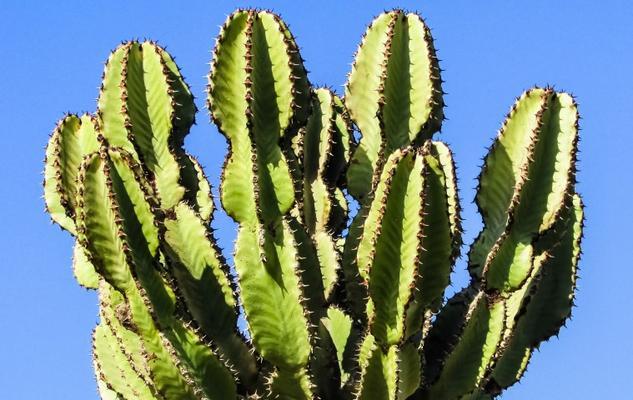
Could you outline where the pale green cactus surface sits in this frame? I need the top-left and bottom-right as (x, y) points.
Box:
(44, 8), (584, 400)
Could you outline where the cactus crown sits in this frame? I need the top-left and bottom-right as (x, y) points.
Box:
(44, 8), (583, 400)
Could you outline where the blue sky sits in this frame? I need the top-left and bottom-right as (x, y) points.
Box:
(1, 1), (631, 398)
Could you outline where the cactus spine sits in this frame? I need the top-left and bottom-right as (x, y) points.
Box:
(44, 8), (584, 400)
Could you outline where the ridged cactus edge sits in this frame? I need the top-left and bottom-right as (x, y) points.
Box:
(43, 8), (584, 400)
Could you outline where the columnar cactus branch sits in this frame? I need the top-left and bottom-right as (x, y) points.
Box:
(469, 89), (579, 291)
(486, 194), (583, 392)
(299, 88), (354, 301)
(421, 88), (582, 400)
(97, 41), (206, 213)
(94, 283), (160, 399)
(162, 203), (258, 387)
(207, 10), (318, 397)
(345, 10), (444, 202)
(44, 114), (100, 234)
(44, 8), (585, 400)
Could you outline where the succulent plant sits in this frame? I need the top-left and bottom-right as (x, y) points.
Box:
(44, 8), (583, 400)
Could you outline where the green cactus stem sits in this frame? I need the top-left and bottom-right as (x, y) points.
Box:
(422, 88), (581, 399)
(345, 10), (444, 202)
(207, 10), (319, 398)
(298, 88), (354, 300)
(44, 8), (585, 400)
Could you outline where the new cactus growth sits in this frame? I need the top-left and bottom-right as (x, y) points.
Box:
(44, 8), (584, 400)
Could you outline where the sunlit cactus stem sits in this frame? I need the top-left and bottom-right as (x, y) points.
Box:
(44, 7), (584, 400)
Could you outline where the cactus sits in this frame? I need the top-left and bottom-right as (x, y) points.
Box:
(44, 8), (584, 400)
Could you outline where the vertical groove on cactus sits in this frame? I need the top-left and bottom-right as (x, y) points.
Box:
(342, 150), (402, 323)
(45, 8), (584, 399)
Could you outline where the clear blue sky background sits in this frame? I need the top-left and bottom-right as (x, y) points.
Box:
(1, 1), (631, 398)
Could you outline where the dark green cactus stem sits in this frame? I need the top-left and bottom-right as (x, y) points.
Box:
(44, 8), (585, 400)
